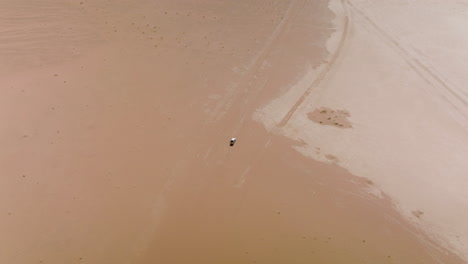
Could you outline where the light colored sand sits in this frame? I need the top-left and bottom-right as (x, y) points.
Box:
(1, 0), (466, 263)
(255, 0), (468, 260)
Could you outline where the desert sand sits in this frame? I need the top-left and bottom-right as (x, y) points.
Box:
(1, 0), (467, 263)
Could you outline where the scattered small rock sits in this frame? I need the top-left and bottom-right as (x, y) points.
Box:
(325, 154), (339, 162)
(364, 178), (374, 185)
(412, 210), (424, 218)
(308, 107), (352, 128)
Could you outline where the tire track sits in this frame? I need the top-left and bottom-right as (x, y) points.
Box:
(212, 0), (300, 122)
(227, 0), (309, 136)
(278, 0), (350, 127)
(347, 1), (468, 124)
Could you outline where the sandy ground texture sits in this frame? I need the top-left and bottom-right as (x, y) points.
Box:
(0, 0), (467, 263)
(255, 0), (468, 261)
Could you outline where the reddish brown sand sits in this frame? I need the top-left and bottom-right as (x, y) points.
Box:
(0, 0), (465, 263)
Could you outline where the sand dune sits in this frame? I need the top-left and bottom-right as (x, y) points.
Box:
(1, 0), (467, 263)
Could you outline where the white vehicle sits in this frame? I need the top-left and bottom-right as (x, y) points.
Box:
(230, 138), (237, 146)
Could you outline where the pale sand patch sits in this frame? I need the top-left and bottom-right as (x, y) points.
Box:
(254, 0), (468, 260)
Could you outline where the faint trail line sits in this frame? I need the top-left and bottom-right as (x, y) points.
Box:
(213, 0), (299, 122)
(278, 0), (350, 127)
(384, 213), (446, 264)
(347, 1), (468, 124)
(227, 0), (308, 135)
